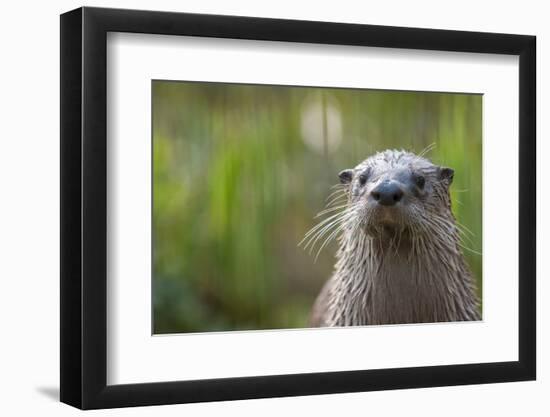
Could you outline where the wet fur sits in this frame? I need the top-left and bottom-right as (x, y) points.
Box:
(309, 150), (480, 326)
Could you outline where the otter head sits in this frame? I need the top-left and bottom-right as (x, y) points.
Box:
(338, 150), (455, 238)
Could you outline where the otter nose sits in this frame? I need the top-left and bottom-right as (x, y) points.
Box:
(371, 182), (404, 206)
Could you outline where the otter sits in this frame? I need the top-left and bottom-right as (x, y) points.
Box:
(308, 150), (480, 327)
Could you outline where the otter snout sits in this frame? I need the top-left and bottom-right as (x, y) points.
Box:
(370, 181), (404, 206)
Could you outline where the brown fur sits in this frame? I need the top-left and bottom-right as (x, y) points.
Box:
(307, 150), (480, 326)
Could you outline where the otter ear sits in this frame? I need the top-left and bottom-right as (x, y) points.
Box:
(338, 169), (353, 184)
(438, 167), (455, 185)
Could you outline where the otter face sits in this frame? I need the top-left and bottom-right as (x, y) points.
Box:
(338, 150), (454, 236)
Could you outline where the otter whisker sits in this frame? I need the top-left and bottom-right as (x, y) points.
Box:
(305, 213), (349, 241)
(305, 218), (352, 256)
(325, 189), (347, 199)
(427, 215), (478, 250)
(302, 212), (354, 253)
(325, 185), (348, 198)
(301, 219), (347, 251)
(416, 142), (437, 159)
(314, 223), (347, 262)
(457, 242), (482, 256)
(454, 219), (476, 237)
(454, 226), (477, 248)
(325, 187), (347, 200)
(329, 183), (347, 191)
(300, 211), (349, 242)
(325, 194), (348, 208)
(315, 204), (350, 218)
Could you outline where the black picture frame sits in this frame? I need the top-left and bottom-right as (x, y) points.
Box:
(60, 6), (536, 410)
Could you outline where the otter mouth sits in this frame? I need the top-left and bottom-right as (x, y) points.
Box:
(365, 206), (408, 236)
(376, 207), (399, 224)
(371, 205), (403, 225)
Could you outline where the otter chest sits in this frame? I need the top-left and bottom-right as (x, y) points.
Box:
(330, 253), (455, 326)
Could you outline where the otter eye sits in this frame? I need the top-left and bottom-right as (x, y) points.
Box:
(415, 174), (425, 189)
(357, 168), (371, 186)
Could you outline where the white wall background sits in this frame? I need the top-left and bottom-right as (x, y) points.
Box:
(0, 0), (545, 415)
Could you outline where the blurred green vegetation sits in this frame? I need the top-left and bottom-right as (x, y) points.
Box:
(152, 81), (482, 334)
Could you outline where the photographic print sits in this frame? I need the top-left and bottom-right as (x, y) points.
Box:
(60, 9), (536, 408)
(152, 81), (482, 334)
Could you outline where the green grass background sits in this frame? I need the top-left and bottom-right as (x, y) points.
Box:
(153, 81), (482, 334)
